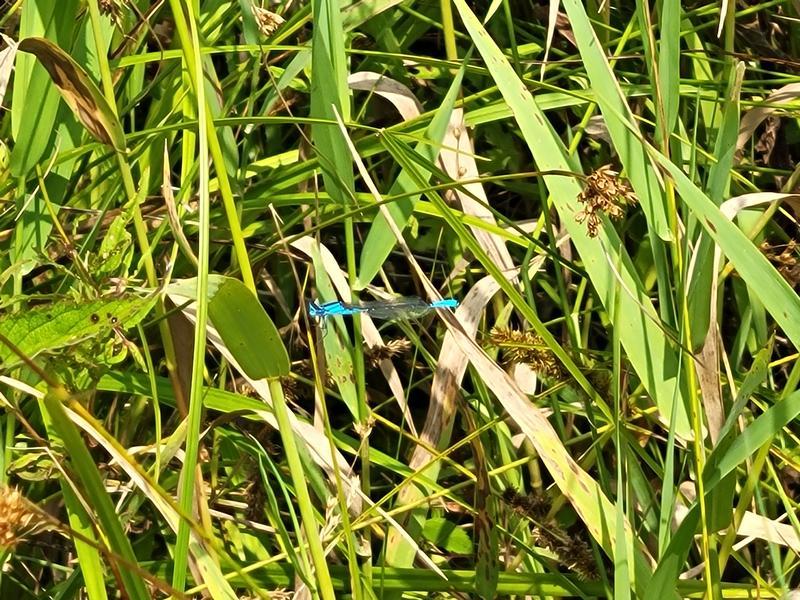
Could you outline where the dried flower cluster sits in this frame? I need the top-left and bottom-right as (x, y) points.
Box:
(279, 375), (301, 403)
(364, 338), (412, 368)
(0, 486), (36, 548)
(98, 0), (124, 22)
(502, 487), (550, 521)
(761, 240), (800, 288)
(251, 5), (285, 36)
(502, 488), (597, 580)
(488, 328), (565, 380)
(576, 164), (637, 237)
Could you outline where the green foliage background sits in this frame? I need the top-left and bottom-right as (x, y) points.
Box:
(0, 0), (800, 598)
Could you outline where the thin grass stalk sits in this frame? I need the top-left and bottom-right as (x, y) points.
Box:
(85, 0), (190, 422)
(171, 0), (212, 592)
(611, 262), (631, 596)
(267, 378), (337, 600)
(346, 226), (370, 600)
(165, 0), (257, 294)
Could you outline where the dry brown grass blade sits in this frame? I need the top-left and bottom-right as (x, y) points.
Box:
(348, 71), (423, 121)
(736, 83), (800, 151)
(291, 237), (417, 437)
(696, 321), (724, 445)
(17, 36), (126, 151)
(676, 483), (800, 573)
(0, 35), (16, 108)
(437, 108), (517, 282)
(334, 107), (650, 566)
(720, 192), (800, 219)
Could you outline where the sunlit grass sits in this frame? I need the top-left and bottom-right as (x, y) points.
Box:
(0, 0), (799, 598)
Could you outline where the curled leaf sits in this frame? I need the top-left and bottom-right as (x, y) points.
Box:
(17, 37), (126, 152)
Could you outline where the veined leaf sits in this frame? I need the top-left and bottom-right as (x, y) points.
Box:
(0, 293), (157, 369)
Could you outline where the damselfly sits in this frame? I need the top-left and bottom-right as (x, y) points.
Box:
(308, 296), (458, 320)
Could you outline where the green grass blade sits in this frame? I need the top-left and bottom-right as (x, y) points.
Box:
(450, 0), (691, 440)
(58, 461), (110, 599)
(356, 64), (464, 288)
(654, 155), (800, 348)
(310, 0), (354, 207)
(686, 63), (745, 349)
(304, 242), (359, 416)
(9, 0), (81, 177)
(657, 0), (681, 140)
(561, 0), (671, 242)
(41, 389), (150, 600)
(647, 389), (800, 598)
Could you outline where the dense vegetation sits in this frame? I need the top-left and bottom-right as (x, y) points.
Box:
(1, 0), (800, 598)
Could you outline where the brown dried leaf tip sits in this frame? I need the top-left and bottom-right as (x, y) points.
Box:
(251, 4), (286, 36)
(0, 486), (37, 548)
(364, 338), (412, 368)
(575, 164), (637, 237)
(489, 328), (565, 381)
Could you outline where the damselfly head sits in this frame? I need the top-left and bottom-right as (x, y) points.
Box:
(307, 301), (323, 318)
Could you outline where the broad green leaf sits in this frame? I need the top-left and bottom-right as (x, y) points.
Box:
(0, 293), (157, 369)
(422, 518), (473, 555)
(167, 275), (290, 379)
(17, 36), (126, 152)
(10, 0), (80, 177)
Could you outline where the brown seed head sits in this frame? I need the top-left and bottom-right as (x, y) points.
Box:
(576, 164), (637, 238)
(0, 486), (36, 548)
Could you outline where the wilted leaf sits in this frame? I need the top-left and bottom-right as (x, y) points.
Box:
(0, 35), (16, 108)
(17, 37), (126, 152)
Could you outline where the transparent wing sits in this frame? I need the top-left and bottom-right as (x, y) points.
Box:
(354, 297), (436, 320)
